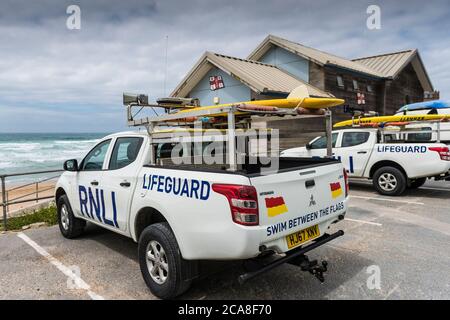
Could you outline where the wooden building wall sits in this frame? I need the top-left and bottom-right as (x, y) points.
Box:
(268, 62), (426, 151)
(384, 63), (424, 114)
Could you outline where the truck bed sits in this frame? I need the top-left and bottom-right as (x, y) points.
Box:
(146, 156), (340, 176)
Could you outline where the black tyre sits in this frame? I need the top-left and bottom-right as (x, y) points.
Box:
(373, 166), (407, 196)
(138, 222), (194, 299)
(409, 177), (427, 189)
(57, 195), (86, 238)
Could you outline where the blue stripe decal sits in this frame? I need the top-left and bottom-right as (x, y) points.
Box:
(349, 156), (354, 173)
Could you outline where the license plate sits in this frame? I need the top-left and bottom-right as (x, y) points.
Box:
(286, 224), (320, 249)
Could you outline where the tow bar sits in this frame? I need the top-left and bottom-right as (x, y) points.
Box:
(238, 230), (344, 284)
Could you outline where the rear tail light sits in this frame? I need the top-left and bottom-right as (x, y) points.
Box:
(429, 147), (450, 161)
(343, 168), (349, 197)
(212, 184), (259, 226)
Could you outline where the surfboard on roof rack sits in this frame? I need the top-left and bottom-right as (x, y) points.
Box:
(333, 114), (450, 128)
(123, 84), (340, 159)
(174, 85), (345, 118)
(124, 85), (345, 127)
(396, 100), (450, 113)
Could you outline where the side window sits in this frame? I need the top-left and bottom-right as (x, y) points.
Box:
(81, 139), (111, 171)
(341, 132), (370, 147)
(406, 127), (432, 142)
(157, 143), (177, 160)
(310, 133), (338, 149)
(109, 137), (143, 170)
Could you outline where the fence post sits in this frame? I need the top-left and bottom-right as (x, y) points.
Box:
(35, 182), (39, 203)
(1, 176), (6, 231)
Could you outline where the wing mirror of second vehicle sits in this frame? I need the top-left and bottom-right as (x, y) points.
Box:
(63, 159), (79, 172)
(306, 143), (312, 150)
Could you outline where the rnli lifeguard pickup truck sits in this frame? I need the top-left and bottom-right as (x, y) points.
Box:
(55, 94), (348, 299)
(281, 128), (450, 196)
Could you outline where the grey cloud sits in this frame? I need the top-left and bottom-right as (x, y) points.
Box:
(0, 0), (449, 132)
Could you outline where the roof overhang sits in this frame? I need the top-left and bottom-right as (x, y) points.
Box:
(247, 35), (326, 67)
(171, 52), (267, 97)
(409, 52), (434, 92)
(171, 51), (333, 99)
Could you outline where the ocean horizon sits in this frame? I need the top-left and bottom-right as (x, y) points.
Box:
(0, 132), (110, 184)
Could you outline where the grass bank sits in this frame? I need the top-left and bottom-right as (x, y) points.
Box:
(0, 205), (57, 231)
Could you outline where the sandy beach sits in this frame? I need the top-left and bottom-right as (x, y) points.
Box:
(0, 180), (57, 217)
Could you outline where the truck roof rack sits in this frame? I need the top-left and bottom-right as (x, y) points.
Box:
(123, 93), (334, 171)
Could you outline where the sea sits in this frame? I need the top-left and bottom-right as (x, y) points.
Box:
(0, 133), (109, 185)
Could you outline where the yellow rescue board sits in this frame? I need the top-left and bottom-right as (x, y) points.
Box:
(176, 97), (345, 117)
(334, 114), (450, 128)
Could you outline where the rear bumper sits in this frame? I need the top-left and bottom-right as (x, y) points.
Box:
(411, 162), (450, 179)
(238, 230), (345, 284)
(180, 206), (347, 260)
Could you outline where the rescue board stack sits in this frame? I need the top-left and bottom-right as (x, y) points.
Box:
(334, 114), (450, 128)
(124, 85), (345, 130)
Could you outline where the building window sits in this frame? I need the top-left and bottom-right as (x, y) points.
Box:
(353, 80), (359, 90)
(336, 76), (344, 88)
(367, 85), (373, 93)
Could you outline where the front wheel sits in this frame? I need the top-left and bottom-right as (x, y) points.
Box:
(138, 222), (194, 299)
(373, 166), (407, 196)
(57, 195), (86, 238)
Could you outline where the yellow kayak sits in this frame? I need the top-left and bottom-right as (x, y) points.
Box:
(175, 97), (344, 117)
(334, 114), (450, 128)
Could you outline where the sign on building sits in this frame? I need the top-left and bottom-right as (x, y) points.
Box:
(357, 92), (366, 105)
(209, 76), (225, 91)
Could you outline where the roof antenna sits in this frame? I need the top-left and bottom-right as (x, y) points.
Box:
(163, 35), (169, 97)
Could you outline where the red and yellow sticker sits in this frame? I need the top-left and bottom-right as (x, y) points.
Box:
(265, 196), (288, 217)
(330, 182), (343, 199)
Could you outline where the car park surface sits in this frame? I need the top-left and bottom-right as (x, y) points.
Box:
(1, 180), (449, 300)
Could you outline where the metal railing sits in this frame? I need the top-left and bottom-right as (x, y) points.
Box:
(1, 169), (63, 231)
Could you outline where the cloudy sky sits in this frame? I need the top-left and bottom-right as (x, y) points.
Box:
(1, 0), (449, 132)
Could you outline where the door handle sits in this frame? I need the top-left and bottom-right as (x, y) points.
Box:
(120, 181), (131, 187)
(90, 180), (99, 186)
(357, 151), (367, 154)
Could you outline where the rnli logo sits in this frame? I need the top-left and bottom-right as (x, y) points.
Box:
(330, 182), (343, 199)
(265, 196), (288, 217)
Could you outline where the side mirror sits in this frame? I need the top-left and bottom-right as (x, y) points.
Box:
(64, 159), (79, 172)
(305, 143), (312, 150)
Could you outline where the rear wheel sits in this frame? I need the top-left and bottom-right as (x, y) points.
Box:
(409, 177), (427, 189)
(373, 166), (407, 196)
(57, 195), (86, 238)
(138, 222), (194, 299)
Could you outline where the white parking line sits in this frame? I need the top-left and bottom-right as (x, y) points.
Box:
(350, 195), (424, 205)
(17, 232), (104, 300)
(420, 186), (450, 192)
(345, 218), (382, 227)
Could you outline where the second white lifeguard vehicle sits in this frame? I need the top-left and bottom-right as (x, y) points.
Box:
(281, 127), (450, 196)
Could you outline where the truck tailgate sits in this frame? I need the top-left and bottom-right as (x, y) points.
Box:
(250, 162), (347, 252)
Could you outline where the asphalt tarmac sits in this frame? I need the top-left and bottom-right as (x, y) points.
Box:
(1, 180), (449, 300)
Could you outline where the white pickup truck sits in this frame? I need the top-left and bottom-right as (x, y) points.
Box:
(55, 131), (349, 299)
(281, 128), (450, 196)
